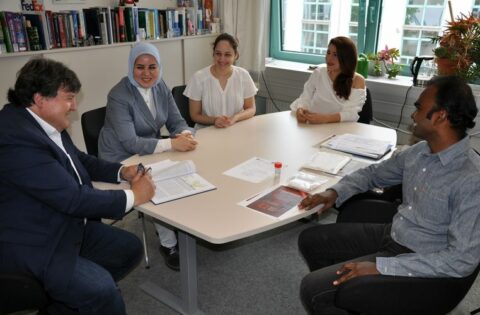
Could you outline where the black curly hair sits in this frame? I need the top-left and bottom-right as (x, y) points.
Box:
(426, 76), (477, 138)
(7, 57), (81, 108)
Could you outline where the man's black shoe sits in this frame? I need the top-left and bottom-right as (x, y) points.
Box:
(159, 245), (180, 271)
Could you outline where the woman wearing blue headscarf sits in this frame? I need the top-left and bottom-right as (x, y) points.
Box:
(99, 42), (196, 270)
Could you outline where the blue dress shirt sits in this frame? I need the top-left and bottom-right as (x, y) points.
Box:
(332, 137), (480, 278)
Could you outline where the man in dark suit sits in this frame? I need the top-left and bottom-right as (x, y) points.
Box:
(0, 58), (156, 315)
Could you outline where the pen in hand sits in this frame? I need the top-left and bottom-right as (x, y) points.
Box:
(137, 163), (152, 175)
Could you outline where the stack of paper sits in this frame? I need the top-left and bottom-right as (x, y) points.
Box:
(320, 134), (393, 159)
(303, 151), (351, 175)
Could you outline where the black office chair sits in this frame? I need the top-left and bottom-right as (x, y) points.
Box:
(0, 273), (49, 315)
(81, 106), (106, 157)
(335, 184), (402, 223)
(333, 191), (480, 314)
(80, 106), (151, 268)
(357, 88), (373, 124)
(172, 85), (195, 128)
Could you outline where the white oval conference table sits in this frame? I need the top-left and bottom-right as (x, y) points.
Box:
(97, 110), (397, 315)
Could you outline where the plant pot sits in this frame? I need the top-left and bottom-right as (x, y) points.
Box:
(435, 58), (458, 75)
(368, 61), (385, 77)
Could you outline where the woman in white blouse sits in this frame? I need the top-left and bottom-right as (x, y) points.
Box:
(184, 33), (258, 128)
(291, 36), (366, 124)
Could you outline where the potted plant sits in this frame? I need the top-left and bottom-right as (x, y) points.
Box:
(432, 13), (480, 81)
(367, 46), (402, 79)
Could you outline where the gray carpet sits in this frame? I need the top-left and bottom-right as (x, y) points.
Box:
(114, 210), (480, 315)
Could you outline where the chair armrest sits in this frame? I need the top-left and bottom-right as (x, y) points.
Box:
(335, 273), (478, 315)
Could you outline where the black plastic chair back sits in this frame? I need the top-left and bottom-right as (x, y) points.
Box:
(172, 85), (195, 128)
(81, 107), (106, 157)
(358, 88), (373, 124)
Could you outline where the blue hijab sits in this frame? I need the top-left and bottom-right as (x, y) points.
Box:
(127, 42), (163, 88)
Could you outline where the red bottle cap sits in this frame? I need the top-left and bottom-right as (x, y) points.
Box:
(274, 162), (282, 169)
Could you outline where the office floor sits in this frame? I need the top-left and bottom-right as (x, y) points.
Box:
(115, 210), (480, 315)
(18, 209), (480, 315)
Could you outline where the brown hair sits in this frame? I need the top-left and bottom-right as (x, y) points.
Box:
(212, 33), (239, 60)
(329, 36), (357, 100)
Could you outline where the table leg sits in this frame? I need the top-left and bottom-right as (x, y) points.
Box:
(140, 231), (205, 315)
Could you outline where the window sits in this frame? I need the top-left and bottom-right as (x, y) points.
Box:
(270, 0), (376, 64)
(271, 0), (478, 74)
(271, 0), (380, 63)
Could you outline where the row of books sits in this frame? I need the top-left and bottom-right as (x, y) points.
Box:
(0, 6), (213, 54)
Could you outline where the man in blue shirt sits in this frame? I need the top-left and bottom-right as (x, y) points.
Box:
(297, 75), (480, 314)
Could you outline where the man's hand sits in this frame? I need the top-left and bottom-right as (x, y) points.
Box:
(120, 165), (139, 181)
(296, 108), (308, 123)
(333, 261), (380, 286)
(130, 171), (156, 206)
(298, 189), (338, 213)
(172, 133), (198, 151)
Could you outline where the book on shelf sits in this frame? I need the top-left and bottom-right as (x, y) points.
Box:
(0, 19), (7, 53)
(319, 134), (394, 160)
(0, 12), (12, 53)
(149, 9), (157, 39)
(54, 12), (67, 48)
(138, 8), (150, 39)
(22, 11), (50, 50)
(123, 6), (137, 42)
(44, 10), (56, 48)
(24, 19), (41, 50)
(3, 12), (27, 52)
(158, 9), (167, 38)
(147, 159), (216, 205)
(83, 8), (103, 45)
(98, 9), (109, 45)
(115, 6), (127, 42)
(302, 150), (352, 175)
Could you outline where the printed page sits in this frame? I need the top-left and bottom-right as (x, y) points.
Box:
(303, 150), (352, 175)
(223, 157), (275, 183)
(151, 173), (216, 204)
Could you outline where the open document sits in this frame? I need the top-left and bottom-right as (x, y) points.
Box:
(147, 160), (216, 205)
(319, 134), (393, 160)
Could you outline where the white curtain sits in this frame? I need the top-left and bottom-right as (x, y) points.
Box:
(217, 0), (270, 81)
